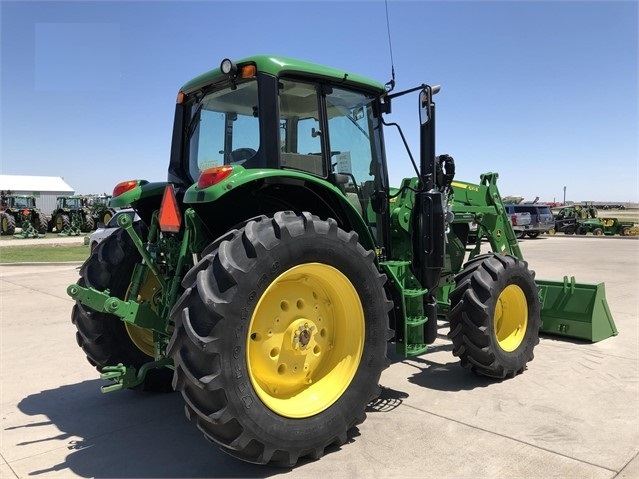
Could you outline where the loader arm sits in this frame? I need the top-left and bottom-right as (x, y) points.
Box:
(450, 172), (523, 260)
(450, 173), (617, 342)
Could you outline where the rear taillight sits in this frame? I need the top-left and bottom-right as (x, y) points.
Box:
(511, 214), (517, 226)
(113, 180), (139, 198)
(197, 166), (233, 189)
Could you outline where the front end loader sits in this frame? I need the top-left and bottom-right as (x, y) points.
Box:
(67, 55), (617, 466)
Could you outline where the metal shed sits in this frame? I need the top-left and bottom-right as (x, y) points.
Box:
(0, 175), (75, 216)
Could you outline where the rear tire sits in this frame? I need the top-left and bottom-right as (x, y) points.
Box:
(447, 254), (540, 378)
(71, 223), (173, 392)
(35, 214), (48, 234)
(55, 214), (70, 232)
(101, 208), (116, 225)
(82, 216), (95, 232)
(1, 213), (16, 235)
(168, 212), (392, 465)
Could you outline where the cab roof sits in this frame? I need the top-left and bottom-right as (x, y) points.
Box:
(180, 55), (387, 95)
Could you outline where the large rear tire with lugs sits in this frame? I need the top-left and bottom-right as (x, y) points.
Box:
(34, 214), (48, 234)
(168, 212), (392, 466)
(55, 214), (70, 232)
(1, 212), (16, 235)
(71, 224), (173, 392)
(447, 254), (540, 378)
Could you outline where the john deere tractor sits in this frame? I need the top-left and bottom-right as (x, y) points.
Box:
(51, 195), (94, 233)
(0, 191), (48, 236)
(86, 194), (116, 226)
(67, 56), (617, 466)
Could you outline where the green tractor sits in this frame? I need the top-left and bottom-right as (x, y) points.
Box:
(67, 56), (617, 466)
(86, 194), (116, 226)
(51, 195), (95, 233)
(0, 191), (48, 236)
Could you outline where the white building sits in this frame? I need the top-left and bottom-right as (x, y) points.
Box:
(0, 175), (75, 216)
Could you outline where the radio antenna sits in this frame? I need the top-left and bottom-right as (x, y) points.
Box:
(384, 0), (396, 93)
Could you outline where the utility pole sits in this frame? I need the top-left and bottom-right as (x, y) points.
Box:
(563, 186), (566, 205)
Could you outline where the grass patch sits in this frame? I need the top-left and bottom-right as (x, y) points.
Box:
(0, 244), (90, 264)
(0, 233), (90, 241)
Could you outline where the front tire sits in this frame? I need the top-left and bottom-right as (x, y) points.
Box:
(168, 212), (392, 465)
(447, 254), (540, 378)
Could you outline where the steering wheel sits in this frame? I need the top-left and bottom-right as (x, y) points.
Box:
(230, 148), (257, 164)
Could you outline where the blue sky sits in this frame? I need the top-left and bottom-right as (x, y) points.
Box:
(1, 0), (637, 203)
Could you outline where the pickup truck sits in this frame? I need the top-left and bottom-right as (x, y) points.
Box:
(469, 211), (531, 242)
(505, 204), (555, 238)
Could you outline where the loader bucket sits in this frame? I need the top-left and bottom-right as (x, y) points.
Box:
(536, 276), (618, 342)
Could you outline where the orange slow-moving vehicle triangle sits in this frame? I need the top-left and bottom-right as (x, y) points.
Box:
(159, 184), (181, 233)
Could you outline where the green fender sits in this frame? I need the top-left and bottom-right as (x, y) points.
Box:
(110, 181), (168, 208)
(183, 165), (376, 250)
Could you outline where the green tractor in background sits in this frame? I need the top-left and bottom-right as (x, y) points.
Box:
(51, 195), (95, 234)
(85, 194), (116, 226)
(0, 191), (48, 236)
(67, 56), (617, 466)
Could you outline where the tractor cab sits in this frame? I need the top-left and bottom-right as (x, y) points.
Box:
(166, 57), (390, 245)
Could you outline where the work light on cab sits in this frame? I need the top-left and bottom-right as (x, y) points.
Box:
(220, 58), (237, 76)
(220, 58), (256, 79)
(197, 166), (233, 189)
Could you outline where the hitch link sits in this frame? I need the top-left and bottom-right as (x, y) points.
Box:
(100, 358), (172, 393)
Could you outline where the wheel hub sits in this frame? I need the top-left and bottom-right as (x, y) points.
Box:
(494, 284), (528, 352)
(247, 263), (364, 418)
(292, 321), (315, 350)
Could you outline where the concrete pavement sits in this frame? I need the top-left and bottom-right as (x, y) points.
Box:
(1, 236), (637, 478)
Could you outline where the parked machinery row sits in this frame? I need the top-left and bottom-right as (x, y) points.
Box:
(0, 191), (117, 236)
(552, 205), (636, 236)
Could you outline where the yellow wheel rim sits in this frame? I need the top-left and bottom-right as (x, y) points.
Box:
(103, 212), (113, 224)
(124, 273), (161, 358)
(247, 263), (364, 418)
(494, 284), (528, 352)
